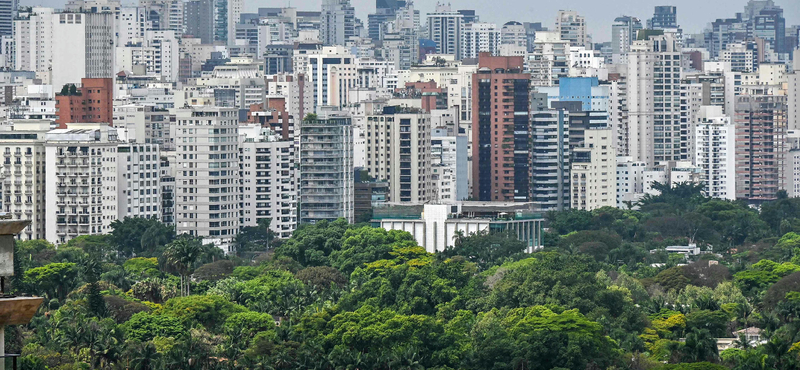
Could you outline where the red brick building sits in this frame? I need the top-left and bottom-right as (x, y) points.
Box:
(246, 97), (295, 140)
(55, 78), (113, 129)
(471, 53), (532, 202)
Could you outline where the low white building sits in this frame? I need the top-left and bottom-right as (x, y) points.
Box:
(375, 202), (544, 253)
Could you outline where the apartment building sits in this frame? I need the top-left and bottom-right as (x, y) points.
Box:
(570, 128), (616, 210)
(695, 106), (736, 200)
(363, 108), (432, 204)
(431, 129), (468, 203)
(117, 143), (161, 219)
(239, 124), (297, 239)
(628, 32), (684, 166)
(0, 121), (49, 240)
(471, 53), (531, 202)
(173, 106), (240, 252)
(531, 109), (570, 211)
(735, 95), (787, 203)
(55, 78), (114, 129)
(113, 104), (174, 150)
(299, 115), (354, 224)
(44, 124), (120, 244)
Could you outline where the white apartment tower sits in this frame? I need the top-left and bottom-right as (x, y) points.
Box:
(694, 106), (736, 200)
(14, 8), (114, 90)
(431, 129), (469, 203)
(501, 21), (527, 48)
(173, 106), (240, 252)
(627, 32), (684, 166)
(363, 110), (433, 204)
(555, 10), (589, 49)
(460, 22), (501, 60)
(570, 128), (616, 210)
(320, 0), (355, 46)
(117, 143), (161, 219)
(0, 121), (49, 240)
(427, 3), (462, 57)
(528, 31), (570, 87)
(44, 124), (120, 245)
(239, 125), (298, 239)
(303, 46), (358, 111)
(616, 157), (647, 208)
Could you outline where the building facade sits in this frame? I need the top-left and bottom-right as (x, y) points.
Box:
(363, 109), (432, 203)
(471, 54), (531, 202)
(570, 128), (616, 210)
(299, 115), (354, 224)
(173, 106), (240, 252)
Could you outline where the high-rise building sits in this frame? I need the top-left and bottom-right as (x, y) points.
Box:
(238, 125), (297, 239)
(0, 121), (49, 240)
(460, 22), (500, 59)
(184, 0), (214, 43)
(173, 106), (240, 252)
(570, 128), (616, 210)
(707, 15), (749, 59)
(302, 46), (357, 111)
(531, 110), (570, 211)
(14, 8), (115, 90)
(431, 129), (468, 203)
(55, 78), (114, 129)
(471, 54), (531, 202)
(112, 105), (173, 150)
(140, 0), (184, 36)
(789, 72), (799, 131)
(115, 30), (181, 82)
(742, 0), (785, 52)
(363, 107), (433, 204)
(555, 10), (588, 49)
(367, 0), (405, 41)
(116, 6), (145, 46)
(784, 132), (800, 198)
(695, 106), (736, 200)
(627, 32), (684, 166)
(44, 124), (121, 245)
(320, 0), (355, 46)
(523, 22), (546, 53)
(427, 3), (463, 57)
(735, 95), (787, 203)
(720, 41), (759, 73)
(616, 157), (647, 208)
(299, 114), (354, 224)
(0, 0), (17, 37)
(610, 16), (642, 64)
(264, 44), (294, 75)
(528, 31), (570, 87)
(648, 6), (677, 29)
(213, 0), (242, 44)
(501, 21), (527, 49)
(116, 143), (161, 220)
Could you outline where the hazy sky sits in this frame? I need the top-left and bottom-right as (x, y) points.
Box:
(20, 0), (800, 43)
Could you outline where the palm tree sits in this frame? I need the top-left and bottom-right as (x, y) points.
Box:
(163, 236), (202, 296)
(733, 332), (753, 350)
(683, 328), (719, 363)
(130, 342), (160, 370)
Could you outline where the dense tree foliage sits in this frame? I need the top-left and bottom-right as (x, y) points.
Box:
(10, 191), (800, 370)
